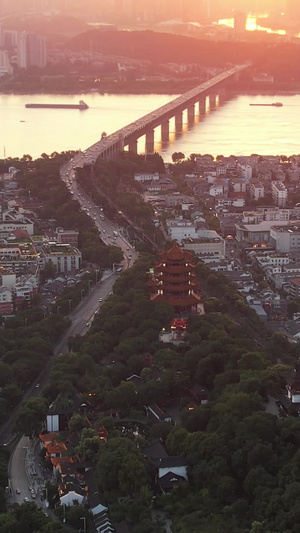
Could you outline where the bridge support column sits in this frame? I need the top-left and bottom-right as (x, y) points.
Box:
(187, 104), (195, 125)
(146, 129), (155, 154)
(161, 121), (169, 143)
(118, 133), (124, 152)
(199, 98), (206, 116)
(175, 111), (183, 133)
(209, 93), (217, 109)
(128, 139), (138, 154)
(218, 88), (227, 105)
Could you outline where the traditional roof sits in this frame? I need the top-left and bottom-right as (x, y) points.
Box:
(159, 456), (187, 468)
(39, 432), (60, 443)
(143, 441), (168, 467)
(158, 241), (194, 262)
(50, 457), (74, 467)
(158, 471), (186, 492)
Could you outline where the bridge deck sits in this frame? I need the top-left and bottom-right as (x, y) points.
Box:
(90, 64), (249, 154)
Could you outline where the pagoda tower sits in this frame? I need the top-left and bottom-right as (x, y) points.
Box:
(147, 241), (201, 314)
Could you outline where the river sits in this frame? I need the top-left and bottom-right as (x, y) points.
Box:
(1, 92), (300, 161)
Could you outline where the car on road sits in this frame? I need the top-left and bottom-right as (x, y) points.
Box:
(35, 383), (40, 388)
(16, 488), (20, 494)
(86, 323), (89, 327)
(24, 497), (30, 502)
(99, 298), (103, 302)
(28, 486), (33, 491)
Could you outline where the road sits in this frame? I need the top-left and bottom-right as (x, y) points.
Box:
(0, 270), (119, 447)
(61, 158), (138, 265)
(4, 154), (140, 510)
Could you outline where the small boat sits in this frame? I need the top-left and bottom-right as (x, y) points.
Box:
(250, 102), (283, 107)
(20, 120), (25, 122)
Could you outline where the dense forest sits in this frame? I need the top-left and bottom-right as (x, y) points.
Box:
(11, 252), (300, 532)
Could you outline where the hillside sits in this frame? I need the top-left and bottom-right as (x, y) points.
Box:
(68, 29), (300, 80)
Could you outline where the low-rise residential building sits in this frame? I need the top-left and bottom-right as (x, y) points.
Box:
(13, 273), (39, 311)
(41, 243), (81, 273)
(0, 286), (13, 314)
(56, 228), (79, 247)
(165, 193), (194, 208)
(272, 181), (288, 207)
(270, 225), (300, 253)
(166, 220), (198, 242)
(290, 278), (300, 298)
(236, 220), (289, 244)
(134, 172), (159, 182)
(0, 219), (34, 236)
(182, 230), (225, 258)
(249, 181), (264, 201)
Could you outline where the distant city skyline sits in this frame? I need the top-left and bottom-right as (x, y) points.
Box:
(0, 0), (300, 27)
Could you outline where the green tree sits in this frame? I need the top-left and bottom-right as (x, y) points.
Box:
(15, 397), (48, 437)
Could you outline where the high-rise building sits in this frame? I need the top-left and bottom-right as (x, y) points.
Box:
(0, 50), (12, 75)
(0, 23), (4, 47)
(234, 11), (247, 35)
(17, 31), (47, 69)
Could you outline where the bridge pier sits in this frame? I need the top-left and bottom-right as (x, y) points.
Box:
(161, 121), (170, 143)
(187, 104), (195, 125)
(146, 129), (155, 154)
(209, 93), (217, 110)
(199, 98), (206, 116)
(218, 88), (227, 105)
(175, 111), (183, 133)
(128, 139), (138, 154)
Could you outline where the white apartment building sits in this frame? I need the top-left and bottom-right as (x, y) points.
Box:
(41, 243), (81, 272)
(272, 181), (288, 207)
(0, 220), (34, 236)
(238, 164), (253, 180)
(249, 181), (264, 201)
(166, 220), (197, 243)
(270, 225), (300, 253)
(263, 209), (290, 222)
(134, 173), (159, 182)
(182, 230), (225, 258)
(255, 254), (290, 268)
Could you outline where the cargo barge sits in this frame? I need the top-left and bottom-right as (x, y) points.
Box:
(25, 100), (89, 110)
(249, 102), (283, 107)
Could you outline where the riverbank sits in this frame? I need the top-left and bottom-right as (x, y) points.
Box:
(0, 79), (197, 96)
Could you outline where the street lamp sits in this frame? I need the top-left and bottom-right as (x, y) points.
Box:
(44, 487), (49, 508)
(80, 516), (86, 533)
(95, 269), (101, 284)
(62, 504), (66, 523)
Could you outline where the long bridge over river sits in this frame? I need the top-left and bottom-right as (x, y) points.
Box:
(82, 63), (250, 160)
